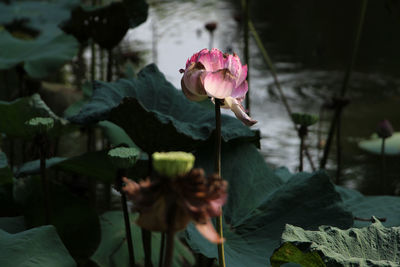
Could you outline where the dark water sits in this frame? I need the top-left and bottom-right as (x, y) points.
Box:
(128, 0), (400, 195)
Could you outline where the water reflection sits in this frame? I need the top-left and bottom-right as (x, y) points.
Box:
(127, 0), (400, 195)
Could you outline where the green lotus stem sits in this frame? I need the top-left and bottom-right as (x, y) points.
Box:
(214, 99), (226, 267)
(158, 233), (165, 267)
(107, 49), (113, 82)
(249, 20), (315, 170)
(336, 116), (342, 184)
(242, 0), (251, 115)
(163, 204), (176, 267)
(100, 48), (105, 81)
(117, 170), (136, 267)
(381, 138), (386, 193)
(91, 40), (96, 82)
(299, 134), (304, 172)
(320, 0), (368, 170)
(38, 134), (50, 224)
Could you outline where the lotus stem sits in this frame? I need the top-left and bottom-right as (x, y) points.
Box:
(248, 20), (315, 170)
(91, 40), (96, 83)
(242, 0), (251, 115)
(336, 116), (342, 184)
(381, 138), (386, 193)
(38, 134), (50, 224)
(320, 0), (368, 170)
(107, 49), (113, 82)
(117, 170), (136, 267)
(214, 99), (226, 267)
(299, 135), (304, 172)
(163, 204), (176, 267)
(158, 233), (165, 267)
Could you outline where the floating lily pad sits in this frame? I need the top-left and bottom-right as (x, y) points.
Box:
(0, 94), (75, 139)
(270, 218), (400, 267)
(13, 176), (100, 262)
(358, 132), (400, 155)
(0, 225), (76, 267)
(185, 142), (353, 267)
(91, 211), (195, 267)
(69, 64), (256, 153)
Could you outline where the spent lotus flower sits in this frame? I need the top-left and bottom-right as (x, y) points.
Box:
(180, 48), (257, 126)
(122, 152), (227, 244)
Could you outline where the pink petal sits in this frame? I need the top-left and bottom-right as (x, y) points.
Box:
(186, 48), (208, 68)
(181, 62), (208, 101)
(198, 48), (224, 72)
(195, 220), (224, 244)
(224, 53), (242, 79)
(224, 97), (257, 126)
(236, 64), (248, 88)
(231, 79), (248, 99)
(202, 69), (236, 99)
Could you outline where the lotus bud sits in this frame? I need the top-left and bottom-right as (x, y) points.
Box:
(292, 113), (319, 127)
(376, 119), (394, 139)
(152, 151), (195, 179)
(25, 117), (54, 134)
(108, 147), (140, 169)
(205, 22), (217, 33)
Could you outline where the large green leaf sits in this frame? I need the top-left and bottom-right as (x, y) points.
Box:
(0, 0), (79, 33)
(69, 64), (256, 153)
(0, 28), (78, 78)
(0, 152), (13, 185)
(0, 225), (76, 267)
(98, 120), (138, 148)
(61, 0), (148, 48)
(91, 211), (195, 267)
(270, 218), (400, 267)
(13, 176), (101, 262)
(358, 132), (400, 155)
(185, 142), (353, 267)
(0, 93), (75, 139)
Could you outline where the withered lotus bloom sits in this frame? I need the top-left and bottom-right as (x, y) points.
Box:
(122, 168), (227, 244)
(180, 48), (257, 126)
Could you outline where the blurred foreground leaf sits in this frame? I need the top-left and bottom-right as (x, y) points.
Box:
(270, 219), (400, 267)
(13, 177), (100, 263)
(0, 225), (76, 267)
(91, 211), (195, 267)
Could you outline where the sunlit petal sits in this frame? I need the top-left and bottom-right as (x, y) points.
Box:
(231, 79), (248, 99)
(224, 97), (257, 126)
(195, 219), (224, 244)
(198, 48), (224, 72)
(203, 69), (236, 99)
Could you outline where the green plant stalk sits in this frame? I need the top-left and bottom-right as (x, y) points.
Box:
(142, 158), (153, 267)
(381, 138), (386, 193)
(118, 170), (136, 267)
(336, 116), (342, 184)
(320, 0), (368, 170)
(91, 40), (96, 83)
(209, 32), (214, 50)
(39, 134), (50, 224)
(158, 233), (165, 267)
(249, 20), (315, 170)
(107, 49), (113, 82)
(214, 99), (226, 267)
(163, 204), (176, 267)
(100, 48), (105, 81)
(299, 134), (304, 172)
(242, 0), (251, 115)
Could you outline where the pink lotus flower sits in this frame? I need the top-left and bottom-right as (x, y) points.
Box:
(180, 48), (257, 126)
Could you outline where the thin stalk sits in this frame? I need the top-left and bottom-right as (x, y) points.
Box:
(87, 127), (96, 207)
(249, 20), (315, 168)
(336, 115), (342, 184)
(320, 0), (368, 169)
(163, 204), (176, 267)
(299, 135), (304, 172)
(381, 138), (386, 193)
(9, 139), (14, 171)
(142, 229), (153, 267)
(39, 135), (50, 224)
(91, 40), (96, 82)
(100, 49), (105, 81)
(214, 99), (226, 267)
(119, 171), (136, 267)
(158, 233), (165, 267)
(209, 32), (214, 50)
(107, 49), (113, 82)
(242, 0), (250, 114)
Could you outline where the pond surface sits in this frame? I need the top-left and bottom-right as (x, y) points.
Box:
(127, 0), (400, 195)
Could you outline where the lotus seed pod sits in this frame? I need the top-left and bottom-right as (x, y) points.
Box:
(152, 151), (195, 179)
(292, 113), (319, 127)
(25, 117), (54, 134)
(108, 147), (140, 169)
(376, 119), (394, 139)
